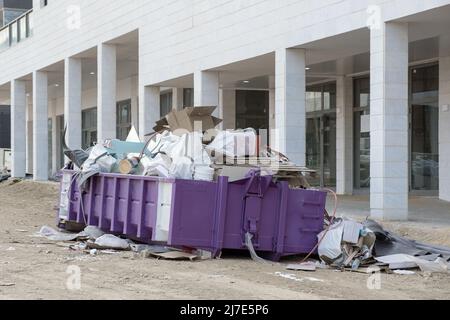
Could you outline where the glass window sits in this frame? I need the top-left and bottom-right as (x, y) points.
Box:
(235, 90), (269, 132)
(116, 100), (132, 141)
(183, 88), (194, 108)
(306, 90), (321, 112)
(410, 64), (439, 192)
(306, 83), (336, 112)
(322, 83), (336, 110)
(411, 65), (439, 103)
(353, 77), (371, 189)
(82, 108), (97, 149)
(160, 92), (173, 117)
(354, 77), (370, 109)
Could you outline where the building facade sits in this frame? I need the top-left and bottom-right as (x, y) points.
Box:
(1, 0), (450, 220)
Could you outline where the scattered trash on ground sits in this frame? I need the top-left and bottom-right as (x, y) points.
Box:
(274, 272), (324, 283)
(24, 105), (448, 279)
(286, 262), (317, 272)
(0, 282), (15, 287)
(393, 270), (416, 275)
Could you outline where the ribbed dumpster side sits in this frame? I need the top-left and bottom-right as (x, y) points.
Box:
(59, 170), (163, 242)
(58, 170), (326, 261)
(166, 173), (326, 260)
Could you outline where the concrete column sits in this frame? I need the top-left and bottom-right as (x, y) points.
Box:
(64, 57), (82, 149)
(194, 70), (219, 116)
(32, 70), (49, 181)
(269, 76), (276, 146)
(50, 99), (58, 175)
(98, 43), (117, 141)
(370, 22), (409, 220)
(26, 98), (33, 174)
(32, 0), (41, 10)
(439, 56), (450, 201)
(274, 48), (306, 166)
(130, 76), (139, 130)
(138, 85), (160, 140)
(220, 89), (236, 130)
(172, 87), (184, 111)
(10, 80), (27, 178)
(336, 76), (354, 195)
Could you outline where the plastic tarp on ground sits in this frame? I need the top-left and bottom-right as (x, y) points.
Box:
(58, 170), (326, 261)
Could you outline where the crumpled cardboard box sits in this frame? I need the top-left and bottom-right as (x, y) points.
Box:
(153, 106), (222, 135)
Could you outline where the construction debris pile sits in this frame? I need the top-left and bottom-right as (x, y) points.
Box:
(64, 106), (311, 188)
(37, 225), (207, 261)
(52, 105), (450, 274)
(311, 217), (450, 274)
(58, 106), (322, 262)
(0, 167), (10, 183)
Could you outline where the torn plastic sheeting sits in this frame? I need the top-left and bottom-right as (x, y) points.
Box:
(364, 219), (450, 257)
(38, 225), (105, 242)
(206, 129), (257, 158)
(38, 226), (84, 242)
(91, 234), (131, 250)
(375, 254), (449, 273)
(130, 244), (169, 254)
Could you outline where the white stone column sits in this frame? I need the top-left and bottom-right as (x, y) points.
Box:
(269, 76), (276, 147)
(50, 99), (58, 175)
(26, 98), (33, 174)
(130, 76), (139, 130)
(32, 70), (49, 181)
(439, 56), (450, 202)
(98, 43), (117, 141)
(370, 22), (409, 220)
(138, 85), (160, 140)
(172, 87), (184, 111)
(336, 76), (354, 195)
(64, 57), (82, 149)
(10, 79), (27, 178)
(274, 48), (306, 166)
(194, 70), (219, 116)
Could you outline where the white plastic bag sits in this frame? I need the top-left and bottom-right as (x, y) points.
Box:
(82, 143), (117, 173)
(318, 221), (344, 261)
(169, 156), (193, 179)
(207, 129), (257, 157)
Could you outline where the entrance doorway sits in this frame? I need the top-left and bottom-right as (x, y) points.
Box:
(235, 90), (269, 143)
(410, 64), (439, 194)
(306, 83), (337, 187)
(353, 77), (370, 189)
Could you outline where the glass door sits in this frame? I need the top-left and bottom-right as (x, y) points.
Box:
(306, 83), (337, 188)
(353, 77), (370, 189)
(410, 64), (439, 194)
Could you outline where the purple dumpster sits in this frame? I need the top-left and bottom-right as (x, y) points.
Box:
(58, 170), (326, 261)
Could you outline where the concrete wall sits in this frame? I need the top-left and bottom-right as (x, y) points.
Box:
(1, 0), (450, 87)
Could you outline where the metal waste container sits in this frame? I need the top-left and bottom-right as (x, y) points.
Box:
(58, 170), (326, 261)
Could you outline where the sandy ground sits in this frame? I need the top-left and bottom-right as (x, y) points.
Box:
(1, 180), (450, 300)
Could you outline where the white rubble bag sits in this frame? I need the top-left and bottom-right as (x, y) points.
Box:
(206, 129), (257, 157)
(317, 220), (344, 262)
(82, 143), (117, 173)
(141, 153), (172, 178)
